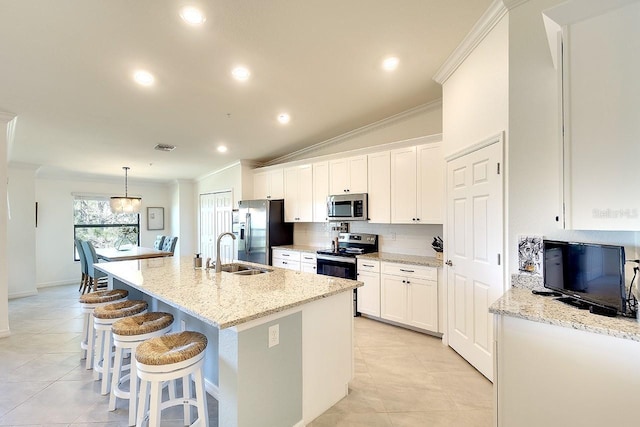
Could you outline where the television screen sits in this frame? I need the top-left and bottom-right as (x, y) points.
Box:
(543, 240), (626, 314)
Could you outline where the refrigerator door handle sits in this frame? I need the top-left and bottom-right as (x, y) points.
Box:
(246, 212), (252, 254)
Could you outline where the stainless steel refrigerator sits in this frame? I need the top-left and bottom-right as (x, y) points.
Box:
(235, 199), (294, 266)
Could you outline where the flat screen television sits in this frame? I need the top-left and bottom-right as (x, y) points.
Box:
(543, 240), (627, 315)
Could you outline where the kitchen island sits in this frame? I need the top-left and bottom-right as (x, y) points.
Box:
(95, 256), (361, 427)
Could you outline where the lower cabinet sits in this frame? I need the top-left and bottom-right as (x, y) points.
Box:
(301, 252), (317, 274)
(272, 248), (317, 273)
(356, 259), (380, 317)
(272, 248), (301, 271)
(380, 262), (438, 332)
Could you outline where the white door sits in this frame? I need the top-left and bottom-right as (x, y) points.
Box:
(446, 137), (503, 381)
(200, 193), (216, 261)
(199, 191), (233, 263)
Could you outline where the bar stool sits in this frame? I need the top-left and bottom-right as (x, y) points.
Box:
(79, 289), (128, 370)
(94, 300), (148, 395)
(136, 331), (208, 427)
(109, 312), (175, 427)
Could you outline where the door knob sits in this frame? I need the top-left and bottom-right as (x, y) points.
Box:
(445, 260), (453, 266)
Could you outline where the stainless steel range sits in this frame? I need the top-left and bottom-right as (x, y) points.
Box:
(316, 232), (378, 316)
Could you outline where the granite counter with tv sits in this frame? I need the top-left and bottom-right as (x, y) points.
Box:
(490, 276), (640, 427)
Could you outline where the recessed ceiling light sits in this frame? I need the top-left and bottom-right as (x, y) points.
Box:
(217, 145), (228, 153)
(133, 70), (155, 86)
(180, 6), (206, 25)
(231, 66), (251, 81)
(382, 57), (399, 71)
(277, 113), (290, 124)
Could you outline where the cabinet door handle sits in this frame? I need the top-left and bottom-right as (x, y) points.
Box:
(282, 253), (290, 257)
(400, 268), (414, 273)
(283, 261), (288, 264)
(402, 280), (406, 283)
(304, 256), (313, 260)
(406, 280), (410, 284)
(445, 260), (453, 267)
(363, 264), (374, 268)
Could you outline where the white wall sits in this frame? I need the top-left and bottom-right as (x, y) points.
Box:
(273, 102), (442, 163)
(34, 175), (171, 289)
(507, 0), (639, 277)
(171, 179), (196, 257)
(0, 114), (16, 337)
(441, 17), (509, 159)
(7, 164), (37, 298)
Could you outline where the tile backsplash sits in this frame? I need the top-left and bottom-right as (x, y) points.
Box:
(294, 222), (443, 257)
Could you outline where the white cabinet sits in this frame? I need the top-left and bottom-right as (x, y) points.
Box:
(390, 143), (443, 224)
(284, 164), (312, 222)
(367, 151), (390, 223)
(312, 161), (329, 222)
(300, 252), (317, 274)
(253, 168), (284, 200)
(356, 259), (380, 317)
(329, 155), (368, 195)
(272, 248), (301, 271)
(552, 2), (640, 230)
(380, 262), (438, 332)
(272, 248), (318, 273)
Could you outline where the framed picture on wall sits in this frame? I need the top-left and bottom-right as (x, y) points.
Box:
(147, 207), (164, 230)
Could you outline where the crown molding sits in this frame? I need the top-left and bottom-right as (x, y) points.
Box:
(433, 0), (509, 84)
(0, 111), (16, 123)
(263, 99), (442, 166)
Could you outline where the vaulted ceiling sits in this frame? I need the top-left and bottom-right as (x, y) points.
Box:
(0, 0), (492, 181)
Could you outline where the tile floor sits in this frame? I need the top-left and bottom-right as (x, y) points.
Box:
(0, 285), (492, 426)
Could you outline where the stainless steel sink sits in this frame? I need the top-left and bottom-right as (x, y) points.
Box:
(219, 263), (271, 275)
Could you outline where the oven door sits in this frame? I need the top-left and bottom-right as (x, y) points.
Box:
(316, 254), (357, 280)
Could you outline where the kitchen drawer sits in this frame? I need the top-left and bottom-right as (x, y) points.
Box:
(273, 258), (301, 271)
(272, 248), (301, 262)
(357, 259), (380, 273)
(300, 252), (317, 264)
(381, 262), (436, 281)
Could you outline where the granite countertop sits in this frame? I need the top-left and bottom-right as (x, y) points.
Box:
(95, 257), (361, 329)
(490, 287), (640, 342)
(357, 252), (443, 268)
(272, 245), (327, 254)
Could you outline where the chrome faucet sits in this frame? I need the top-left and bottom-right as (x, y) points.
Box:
(215, 232), (236, 273)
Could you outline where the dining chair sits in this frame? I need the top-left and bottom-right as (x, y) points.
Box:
(161, 236), (178, 254)
(153, 235), (165, 250)
(81, 240), (108, 292)
(75, 239), (90, 294)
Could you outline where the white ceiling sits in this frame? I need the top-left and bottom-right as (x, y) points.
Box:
(0, 0), (492, 182)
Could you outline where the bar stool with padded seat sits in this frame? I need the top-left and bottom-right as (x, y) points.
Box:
(109, 312), (175, 427)
(136, 331), (208, 427)
(93, 300), (148, 395)
(79, 289), (129, 370)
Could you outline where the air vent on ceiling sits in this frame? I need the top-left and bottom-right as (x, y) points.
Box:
(154, 144), (176, 152)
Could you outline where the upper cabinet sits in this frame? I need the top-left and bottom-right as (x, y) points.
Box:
(367, 151), (391, 223)
(284, 164), (313, 222)
(329, 155), (368, 195)
(545, 0), (640, 230)
(390, 143), (443, 224)
(253, 168), (284, 200)
(312, 161), (329, 222)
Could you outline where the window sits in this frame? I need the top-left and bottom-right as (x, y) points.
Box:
(73, 196), (140, 260)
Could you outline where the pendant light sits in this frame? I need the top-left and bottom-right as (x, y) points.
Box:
(110, 166), (142, 214)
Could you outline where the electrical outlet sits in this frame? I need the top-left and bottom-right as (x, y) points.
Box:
(390, 232), (396, 241)
(268, 324), (279, 348)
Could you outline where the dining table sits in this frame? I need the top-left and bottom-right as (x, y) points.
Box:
(95, 246), (173, 262)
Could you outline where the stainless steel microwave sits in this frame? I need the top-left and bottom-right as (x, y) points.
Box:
(327, 193), (368, 221)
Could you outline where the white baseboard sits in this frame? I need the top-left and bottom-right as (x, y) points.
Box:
(8, 290), (38, 300)
(204, 378), (219, 401)
(37, 279), (77, 289)
(292, 420), (305, 427)
(0, 327), (11, 338)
